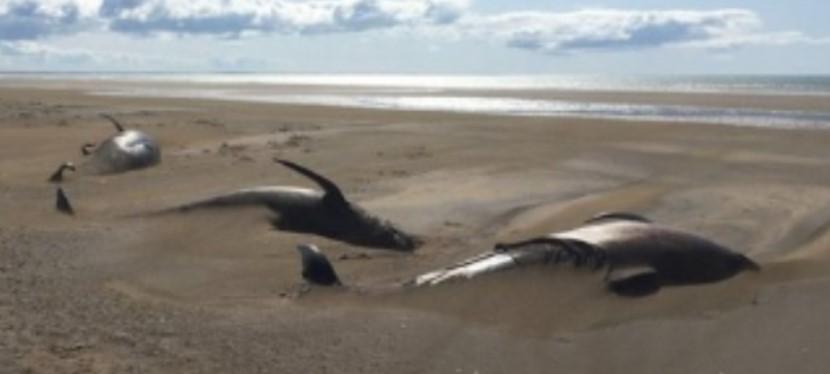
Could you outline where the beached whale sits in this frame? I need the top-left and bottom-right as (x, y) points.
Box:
(162, 159), (421, 251)
(297, 212), (759, 297)
(81, 115), (161, 174)
(417, 212), (760, 296)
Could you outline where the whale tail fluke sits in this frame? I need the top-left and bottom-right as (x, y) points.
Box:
(295, 244), (341, 286)
(56, 187), (74, 215)
(274, 159), (347, 206)
(738, 254), (761, 272)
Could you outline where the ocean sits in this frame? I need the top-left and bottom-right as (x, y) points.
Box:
(3, 73), (830, 128)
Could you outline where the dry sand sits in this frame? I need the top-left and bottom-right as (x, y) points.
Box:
(2, 83), (830, 373)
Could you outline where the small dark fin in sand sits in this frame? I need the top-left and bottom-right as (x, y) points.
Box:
(296, 244), (342, 286)
(56, 187), (74, 215)
(48, 168), (63, 183)
(48, 162), (75, 183)
(81, 143), (95, 156)
(585, 211), (651, 225)
(275, 159), (347, 206)
(101, 114), (125, 133)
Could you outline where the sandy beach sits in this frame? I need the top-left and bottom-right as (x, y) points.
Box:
(3, 82), (830, 373)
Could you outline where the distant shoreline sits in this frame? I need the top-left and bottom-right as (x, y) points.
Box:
(2, 72), (830, 96)
(3, 75), (829, 129)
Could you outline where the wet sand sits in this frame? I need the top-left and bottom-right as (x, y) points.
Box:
(3, 83), (830, 373)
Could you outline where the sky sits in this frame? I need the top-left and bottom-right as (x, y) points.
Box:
(0, 0), (828, 74)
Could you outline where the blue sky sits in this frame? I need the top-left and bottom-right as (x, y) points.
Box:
(0, 0), (827, 73)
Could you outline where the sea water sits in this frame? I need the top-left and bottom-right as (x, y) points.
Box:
(3, 73), (829, 128)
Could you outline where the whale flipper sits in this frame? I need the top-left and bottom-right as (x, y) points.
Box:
(606, 266), (660, 297)
(48, 167), (64, 183)
(81, 142), (96, 156)
(56, 187), (74, 215)
(295, 244), (341, 286)
(275, 159), (347, 207)
(48, 162), (75, 183)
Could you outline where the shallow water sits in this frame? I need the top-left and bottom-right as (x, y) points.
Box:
(92, 88), (830, 129)
(6, 72), (830, 128)
(6, 73), (830, 95)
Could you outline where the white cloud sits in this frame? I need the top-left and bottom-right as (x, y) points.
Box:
(453, 8), (799, 54)
(0, 40), (98, 66)
(0, 0), (470, 41)
(0, 0), (100, 40)
(0, 39), (201, 69)
(101, 0), (470, 36)
(0, 1), (825, 62)
(680, 31), (830, 50)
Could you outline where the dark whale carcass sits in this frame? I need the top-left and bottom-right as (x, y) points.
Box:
(163, 159), (421, 251)
(296, 212), (759, 297)
(414, 212), (760, 296)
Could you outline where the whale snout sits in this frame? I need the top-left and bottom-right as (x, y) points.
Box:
(368, 227), (421, 251)
(396, 232), (422, 251)
(351, 215), (422, 251)
(741, 255), (761, 272)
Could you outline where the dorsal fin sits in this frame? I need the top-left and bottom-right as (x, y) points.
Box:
(585, 211), (651, 224)
(295, 244), (341, 286)
(56, 187), (74, 215)
(275, 159), (347, 205)
(101, 114), (125, 133)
